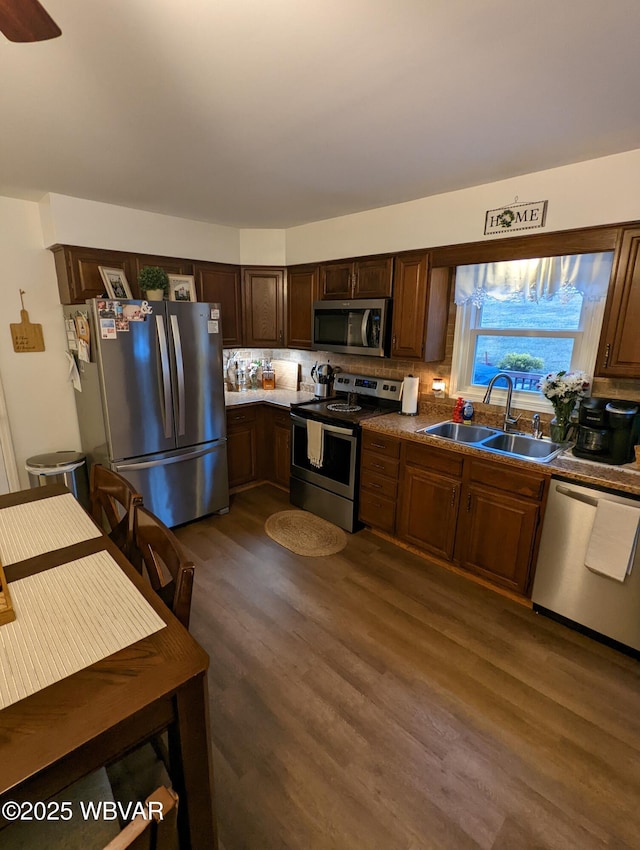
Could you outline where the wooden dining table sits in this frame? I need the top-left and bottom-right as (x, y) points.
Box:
(0, 483), (217, 849)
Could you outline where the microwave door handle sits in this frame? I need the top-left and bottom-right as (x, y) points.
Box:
(156, 315), (173, 439)
(361, 309), (371, 346)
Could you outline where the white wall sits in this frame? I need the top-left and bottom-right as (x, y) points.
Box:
(285, 149), (640, 263)
(40, 193), (242, 263)
(0, 197), (81, 488)
(239, 229), (286, 266)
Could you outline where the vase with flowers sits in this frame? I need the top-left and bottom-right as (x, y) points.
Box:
(538, 370), (591, 442)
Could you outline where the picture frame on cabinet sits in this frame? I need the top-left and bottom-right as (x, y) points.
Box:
(168, 274), (197, 302)
(98, 267), (132, 300)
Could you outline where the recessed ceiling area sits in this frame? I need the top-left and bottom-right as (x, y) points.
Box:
(1, 0), (640, 228)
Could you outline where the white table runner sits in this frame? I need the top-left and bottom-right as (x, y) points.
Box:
(0, 493), (101, 565)
(0, 550), (166, 709)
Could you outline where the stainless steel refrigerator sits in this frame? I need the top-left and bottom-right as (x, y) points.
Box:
(67, 299), (228, 527)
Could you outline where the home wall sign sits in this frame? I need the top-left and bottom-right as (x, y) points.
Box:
(9, 290), (45, 353)
(484, 200), (548, 236)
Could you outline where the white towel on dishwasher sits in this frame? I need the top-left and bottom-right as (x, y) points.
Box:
(306, 420), (324, 468)
(584, 499), (640, 582)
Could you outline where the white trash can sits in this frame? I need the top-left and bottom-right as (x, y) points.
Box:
(25, 451), (90, 510)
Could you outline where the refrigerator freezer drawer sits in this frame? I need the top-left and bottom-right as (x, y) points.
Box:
(114, 440), (229, 527)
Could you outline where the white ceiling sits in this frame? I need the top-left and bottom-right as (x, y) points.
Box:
(2, 0), (640, 229)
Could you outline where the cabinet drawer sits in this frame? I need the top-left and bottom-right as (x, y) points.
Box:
(227, 406), (258, 428)
(269, 407), (291, 429)
(361, 469), (398, 500)
(467, 458), (547, 501)
(403, 441), (463, 477)
(362, 431), (400, 459)
(361, 452), (400, 480)
(359, 490), (396, 533)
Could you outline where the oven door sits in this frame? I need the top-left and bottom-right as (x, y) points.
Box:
(291, 414), (358, 500)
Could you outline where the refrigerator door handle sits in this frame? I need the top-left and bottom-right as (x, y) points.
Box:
(170, 314), (186, 437)
(156, 315), (173, 439)
(114, 442), (224, 471)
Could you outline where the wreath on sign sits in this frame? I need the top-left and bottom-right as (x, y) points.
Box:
(497, 209), (515, 228)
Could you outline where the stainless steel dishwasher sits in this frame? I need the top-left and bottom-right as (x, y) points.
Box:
(532, 475), (640, 655)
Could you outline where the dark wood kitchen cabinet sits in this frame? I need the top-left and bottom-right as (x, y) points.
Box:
(262, 406), (291, 489)
(359, 432), (400, 533)
(455, 459), (547, 595)
(391, 253), (451, 361)
(132, 254), (193, 279)
(392, 440), (547, 597)
(287, 264), (320, 350)
(242, 267), (286, 347)
(195, 262), (243, 348)
(51, 245), (137, 304)
(396, 442), (463, 560)
(320, 256), (393, 300)
(596, 226), (640, 378)
(226, 406), (260, 489)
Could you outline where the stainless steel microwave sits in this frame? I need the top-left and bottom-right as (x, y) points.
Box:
(312, 298), (391, 357)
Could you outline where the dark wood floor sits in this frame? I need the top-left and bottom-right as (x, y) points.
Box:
(175, 484), (640, 850)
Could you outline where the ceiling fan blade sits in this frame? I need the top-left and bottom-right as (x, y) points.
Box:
(0, 0), (61, 42)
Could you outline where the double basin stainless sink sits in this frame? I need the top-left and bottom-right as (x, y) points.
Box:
(416, 421), (568, 463)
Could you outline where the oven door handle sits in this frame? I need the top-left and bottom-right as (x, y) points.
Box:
(291, 413), (356, 438)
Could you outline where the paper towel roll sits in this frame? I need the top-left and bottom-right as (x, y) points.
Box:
(401, 375), (419, 415)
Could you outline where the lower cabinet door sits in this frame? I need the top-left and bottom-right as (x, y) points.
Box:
(273, 423), (291, 488)
(397, 467), (460, 560)
(457, 484), (539, 593)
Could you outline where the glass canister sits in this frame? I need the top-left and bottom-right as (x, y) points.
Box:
(262, 361), (275, 390)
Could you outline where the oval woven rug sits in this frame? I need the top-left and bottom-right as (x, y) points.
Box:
(264, 510), (347, 556)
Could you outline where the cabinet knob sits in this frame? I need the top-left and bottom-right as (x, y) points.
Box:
(603, 342), (611, 368)
(466, 493), (471, 512)
(451, 488), (456, 507)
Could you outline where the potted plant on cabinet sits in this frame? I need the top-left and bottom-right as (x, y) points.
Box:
(137, 266), (169, 301)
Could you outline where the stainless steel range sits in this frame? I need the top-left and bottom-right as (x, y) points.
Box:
(290, 372), (402, 532)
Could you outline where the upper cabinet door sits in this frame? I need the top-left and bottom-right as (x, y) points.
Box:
(391, 252), (429, 359)
(320, 262), (354, 299)
(353, 256), (393, 298)
(195, 262), (243, 348)
(242, 267), (285, 347)
(133, 255), (193, 280)
(52, 245), (136, 304)
(319, 256), (393, 300)
(391, 254), (451, 361)
(287, 265), (319, 350)
(596, 227), (640, 378)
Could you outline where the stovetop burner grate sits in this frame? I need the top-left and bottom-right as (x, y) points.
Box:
(327, 402), (362, 412)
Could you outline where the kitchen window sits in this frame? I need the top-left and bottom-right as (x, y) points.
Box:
(450, 252), (615, 412)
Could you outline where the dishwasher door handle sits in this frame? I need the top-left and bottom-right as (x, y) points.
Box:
(556, 484), (600, 507)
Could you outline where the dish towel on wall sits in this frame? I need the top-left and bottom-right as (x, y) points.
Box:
(306, 420), (324, 468)
(584, 499), (640, 582)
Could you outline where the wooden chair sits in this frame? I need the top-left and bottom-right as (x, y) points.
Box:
(102, 785), (178, 850)
(133, 505), (195, 629)
(90, 464), (143, 561)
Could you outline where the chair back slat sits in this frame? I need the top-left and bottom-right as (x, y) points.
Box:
(90, 465), (143, 561)
(133, 506), (195, 629)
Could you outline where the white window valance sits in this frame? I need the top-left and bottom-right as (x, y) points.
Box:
(454, 251), (614, 307)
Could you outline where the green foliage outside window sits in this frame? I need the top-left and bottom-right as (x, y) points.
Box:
(497, 352), (544, 372)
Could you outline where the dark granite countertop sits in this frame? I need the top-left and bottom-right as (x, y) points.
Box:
(363, 412), (640, 496)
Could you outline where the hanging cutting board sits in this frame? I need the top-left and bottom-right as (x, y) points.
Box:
(271, 360), (299, 391)
(10, 291), (45, 353)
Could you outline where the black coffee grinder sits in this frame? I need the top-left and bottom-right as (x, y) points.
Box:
(573, 397), (640, 464)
